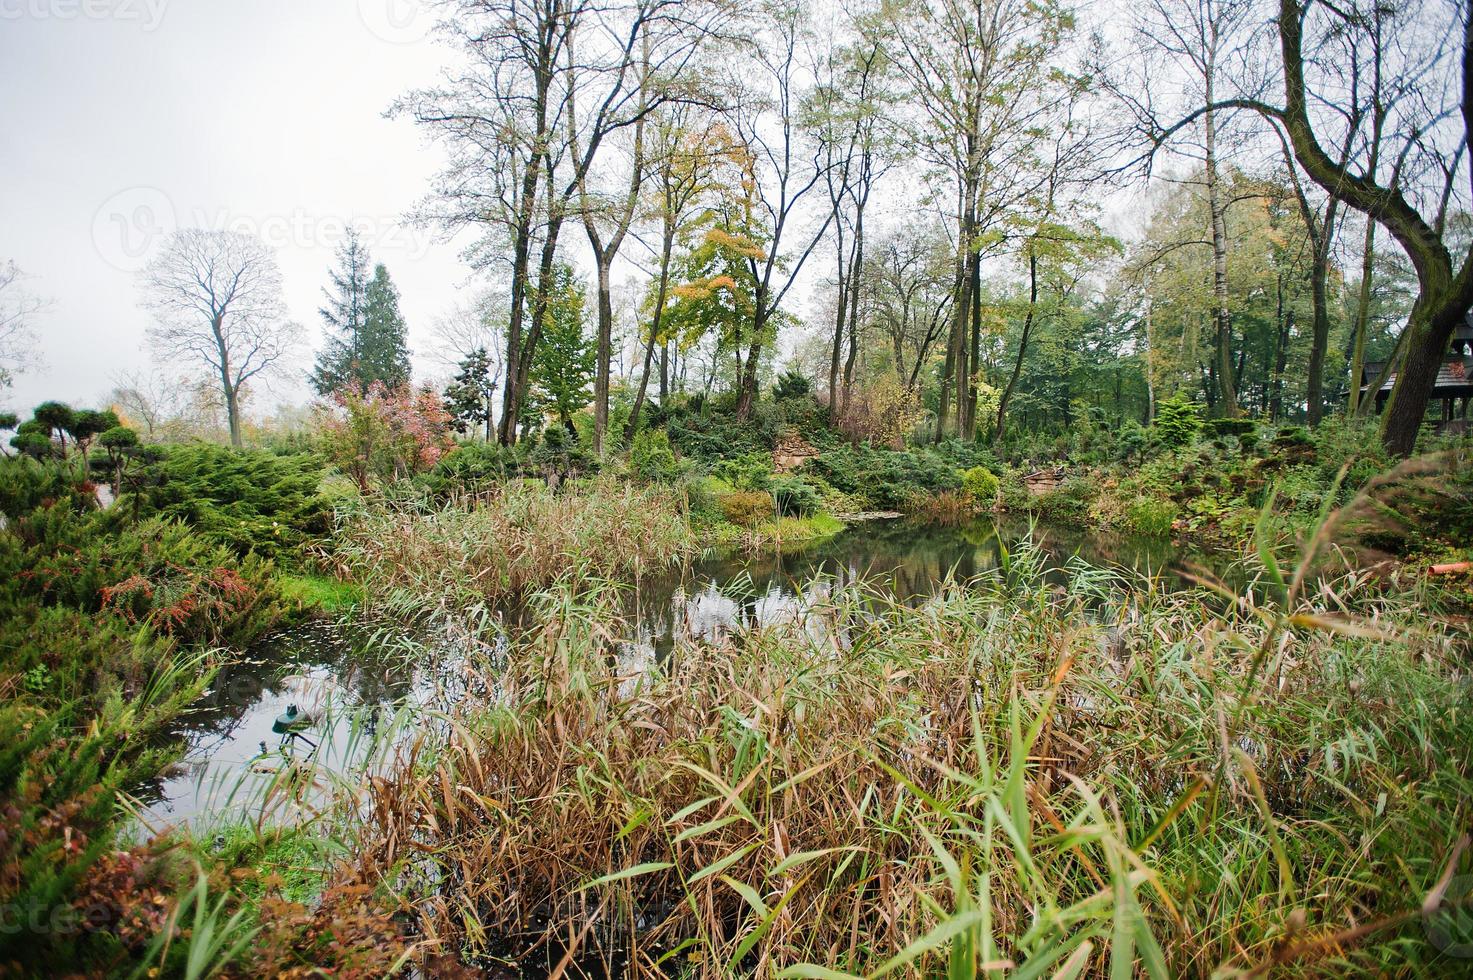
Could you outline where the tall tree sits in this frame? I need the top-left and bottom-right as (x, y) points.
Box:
(311, 227), (372, 395)
(877, 0), (1079, 440)
(728, 0), (841, 420)
(140, 229), (299, 448)
(528, 264), (597, 433)
(1151, 0), (1469, 453)
(1122, 0), (1257, 417)
(360, 263), (412, 390)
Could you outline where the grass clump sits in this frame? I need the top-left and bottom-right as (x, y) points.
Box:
(329, 476), (695, 614)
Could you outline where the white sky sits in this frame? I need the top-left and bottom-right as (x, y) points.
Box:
(0, 0), (475, 415)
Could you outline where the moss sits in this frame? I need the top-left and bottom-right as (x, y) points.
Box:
(276, 573), (364, 615)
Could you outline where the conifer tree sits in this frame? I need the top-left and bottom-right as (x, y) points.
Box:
(312, 228), (372, 395)
(360, 263), (412, 390)
(527, 265), (595, 434)
(444, 348), (498, 441)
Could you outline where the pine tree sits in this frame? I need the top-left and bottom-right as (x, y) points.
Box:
(360, 263), (412, 390)
(528, 265), (595, 433)
(312, 228), (372, 396)
(444, 348), (498, 441)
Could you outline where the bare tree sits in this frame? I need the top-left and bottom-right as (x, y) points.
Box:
(0, 260), (44, 391)
(140, 229), (299, 447)
(107, 368), (186, 441)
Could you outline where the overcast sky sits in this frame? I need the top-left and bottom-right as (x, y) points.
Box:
(0, 0), (477, 415)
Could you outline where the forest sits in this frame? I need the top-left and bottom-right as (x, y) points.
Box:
(1, 0), (1472, 976)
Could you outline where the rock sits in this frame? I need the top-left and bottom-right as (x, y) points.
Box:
(772, 431), (821, 473)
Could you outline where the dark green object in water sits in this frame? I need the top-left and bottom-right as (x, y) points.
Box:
(272, 704), (312, 734)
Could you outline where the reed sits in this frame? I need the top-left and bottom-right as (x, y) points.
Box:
(323, 544), (1472, 977)
(326, 478), (696, 618)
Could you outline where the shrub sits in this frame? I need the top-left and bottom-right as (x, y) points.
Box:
(710, 452), (774, 492)
(805, 444), (962, 511)
(770, 475), (821, 517)
(960, 465), (999, 503)
(125, 444), (330, 561)
(420, 441), (519, 498)
(629, 429), (681, 483)
(771, 368), (812, 400)
(718, 490), (774, 527)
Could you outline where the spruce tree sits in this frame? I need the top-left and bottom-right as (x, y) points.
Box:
(444, 348), (498, 441)
(311, 227), (372, 396)
(360, 263), (412, 390)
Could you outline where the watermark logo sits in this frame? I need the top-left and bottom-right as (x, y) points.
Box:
(1425, 874), (1473, 959)
(92, 185), (176, 273)
(357, 0), (433, 44)
(92, 186), (435, 271)
(0, 0), (168, 31)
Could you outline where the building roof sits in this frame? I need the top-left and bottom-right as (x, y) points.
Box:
(1362, 357), (1473, 394)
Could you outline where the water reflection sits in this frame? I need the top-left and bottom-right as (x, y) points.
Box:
(145, 517), (1207, 824)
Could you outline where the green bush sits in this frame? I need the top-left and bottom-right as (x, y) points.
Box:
(718, 490), (775, 527)
(629, 429), (681, 483)
(1153, 396), (1203, 449)
(960, 466), (1000, 503)
(770, 475), (821, 517)
(126, 444), (329, 561)
(420, 441), (519, 498)
(711, 452), (774, 492)
(805, 444), (962, 511)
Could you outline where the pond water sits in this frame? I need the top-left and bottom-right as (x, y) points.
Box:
(140, 517), (1227, 827)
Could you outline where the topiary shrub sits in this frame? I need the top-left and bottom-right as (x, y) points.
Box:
(960, 466), (999, 504)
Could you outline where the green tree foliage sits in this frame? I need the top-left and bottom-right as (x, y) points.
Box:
(528, 265), (595, 433)
(1153, 395), (1203, 448)
(772, 368), (812, 400)
(444, 348), (498, 440)
(32, 401), (74, 449)
(312, 229), (411, 395)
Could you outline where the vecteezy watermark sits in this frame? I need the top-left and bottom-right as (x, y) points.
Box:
(1425, 874), (1473, 959)
(0, 0), (168, 31)
(92, 186), (435, 272)
(357, 0), (433, 44)
(0, 900), (112, 936)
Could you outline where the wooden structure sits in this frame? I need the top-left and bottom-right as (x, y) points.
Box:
(1362, 320), (1473, 425)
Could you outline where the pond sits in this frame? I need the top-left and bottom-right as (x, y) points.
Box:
(139, 517), (1230, 827)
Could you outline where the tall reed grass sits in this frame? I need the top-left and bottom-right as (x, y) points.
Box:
(323, 542), (1472, 977)
(326, 478), (695, 618)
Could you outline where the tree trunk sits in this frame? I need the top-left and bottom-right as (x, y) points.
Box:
(828, 228), (847, 410)
(841, 207), (864, 415)
(1204, 101), (1239, 416)
(592, 256), (613, 455)
(995, 252), (1038, 443)
(1349, 219), (1376, 416)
